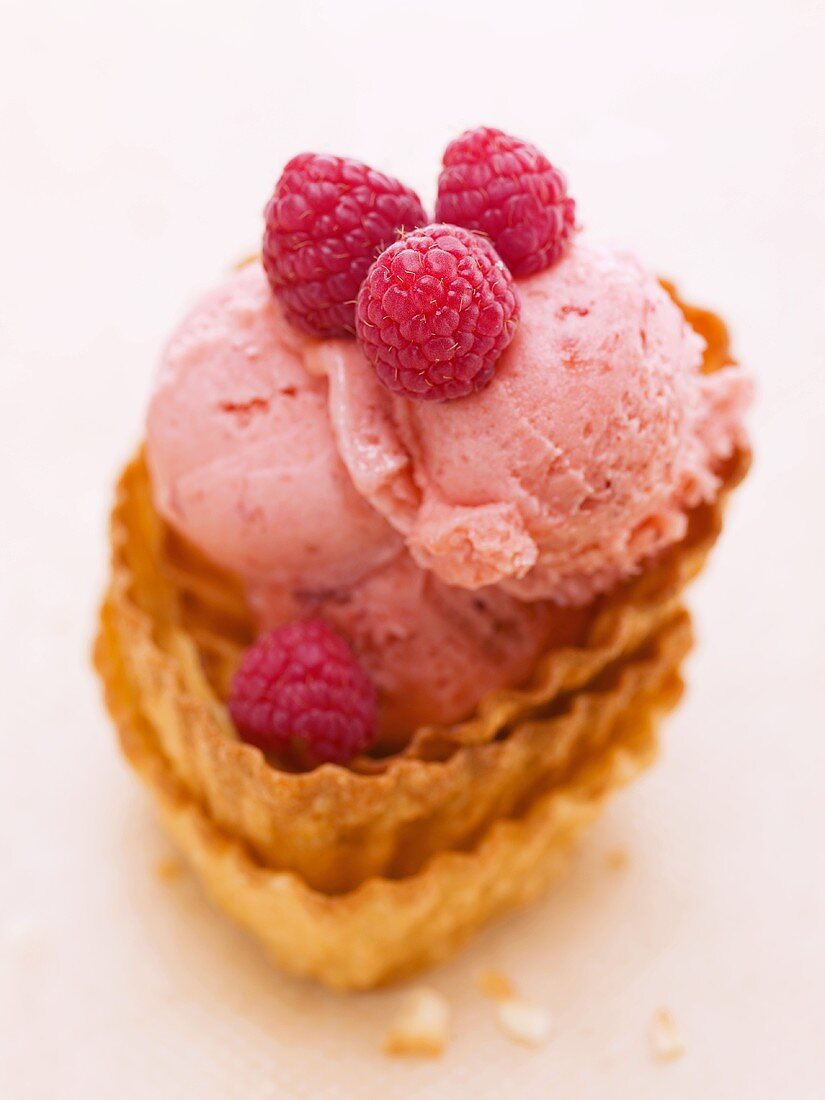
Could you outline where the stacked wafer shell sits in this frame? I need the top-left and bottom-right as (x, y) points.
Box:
(94, 296), (749, 989)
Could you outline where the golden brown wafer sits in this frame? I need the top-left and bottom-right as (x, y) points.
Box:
(95, 604), (682, 989)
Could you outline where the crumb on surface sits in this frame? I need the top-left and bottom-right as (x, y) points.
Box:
(606, 847), (630, 870)
(496, 997), (552, 1048)
(478, 968), (516, 1001)
(384, 987), (449, 1058)
(234, 251), (260, 270)
(649, 1008), (685, 1062)
(155, 856), (184, 882)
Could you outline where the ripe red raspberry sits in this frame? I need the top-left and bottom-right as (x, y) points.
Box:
(262, 153), (427, 337)
(228, 620), (377, 766)
(355, 223), (520, 402)
(435, 127), (575, 277)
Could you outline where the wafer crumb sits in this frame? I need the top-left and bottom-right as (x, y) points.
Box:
(649, 1008), (684, 1062)
(606, 847), (630, 870)
(496, 997), (552, 1048)
(155, 857), (184, 882)
(384, 987), (449, 1057)
(478, 968), (516, 1001)
(234, 252), (261, 270)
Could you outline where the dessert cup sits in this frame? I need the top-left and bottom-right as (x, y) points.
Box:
(95, 293), (748, 896)
(94, 113), (752, 989)
(94, 242), (752, 981)
(96, 593), (685, 989)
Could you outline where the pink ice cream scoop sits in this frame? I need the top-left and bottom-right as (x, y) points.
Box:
(146, 263), (561, 744)
(146, 264), (401, 590)
(146, 243), (750, 743)
(317, 240), (751, 605)
(247, 551), (573, 749)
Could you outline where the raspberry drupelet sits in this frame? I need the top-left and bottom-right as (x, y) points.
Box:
(262, 153), (427, 338)
(355, 223), (520, 402)
(435, 127), (575, 277)
(228, 620), (378, 766)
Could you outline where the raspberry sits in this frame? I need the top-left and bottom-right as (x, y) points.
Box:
(228, 620), (377, 766)
(355, 223), (520, 402)
(262, 153), (427, 337)
(435, 127), (575, 277)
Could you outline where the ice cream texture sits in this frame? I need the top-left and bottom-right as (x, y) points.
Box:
(146, 264), (561, 738)
(317, 240), (751, 604)
(246, 551), (573, 740)
(146, 265), (401, 591)
(146, 242), (749, 735)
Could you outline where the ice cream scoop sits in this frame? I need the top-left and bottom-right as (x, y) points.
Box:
(317, 240), (751, 604)
(146, 263), (564, 745)
(146, 263), (401, 590)
(247, 550), (579, 746)
(146, 245), (750, 743)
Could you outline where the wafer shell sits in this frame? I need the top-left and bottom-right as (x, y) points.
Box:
(96, 598), (682, 989)
(97, 448), (743, 891)
(92, 289), (748, 982)
(94, 293), (748, 891)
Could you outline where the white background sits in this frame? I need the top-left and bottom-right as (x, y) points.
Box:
(1, 1), (824, 1096)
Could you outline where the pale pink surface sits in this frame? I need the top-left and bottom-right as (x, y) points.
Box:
(145, 264), (401, 589)
(246, 552), (567, 744)
(321, 240), (751, 604)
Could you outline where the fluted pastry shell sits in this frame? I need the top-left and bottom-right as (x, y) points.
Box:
(96, 431), (743, 891)
(93, 292), (749, 897)
(96, 599), (684, 989)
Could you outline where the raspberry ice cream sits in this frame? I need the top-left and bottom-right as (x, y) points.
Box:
(145, 263), (558, 743)
(146, 242), (749, 742)
(247, 551), (571, 741)
(146, 264), (401, 590)
(96, 131), (755, 990)
(318, 240), (751, 604)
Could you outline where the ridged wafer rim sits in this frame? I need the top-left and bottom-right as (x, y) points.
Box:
(98, 568), (691, 889)
(98, 604), (679, 988)
(92, 290), (748, 891)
